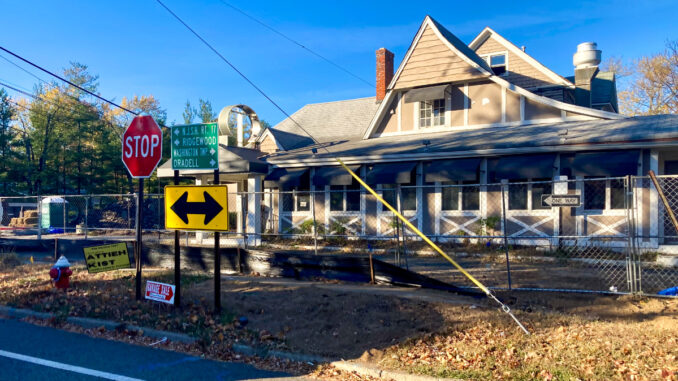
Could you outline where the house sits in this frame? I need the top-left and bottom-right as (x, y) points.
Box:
(163, 16), (678, 249)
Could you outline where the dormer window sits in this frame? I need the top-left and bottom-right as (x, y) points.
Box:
(483, 53), (508, 76)
(419, 99), (445, 127)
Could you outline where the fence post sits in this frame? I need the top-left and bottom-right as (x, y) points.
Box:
(500, 183), (512, 290)
(84, 196), (89, 239)
(63, 197), (67, 234)
(311, 190), (318, 256)
(37, 194), (42, 241)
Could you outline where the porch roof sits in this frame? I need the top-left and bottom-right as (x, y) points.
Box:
(264, 114), (678, 166)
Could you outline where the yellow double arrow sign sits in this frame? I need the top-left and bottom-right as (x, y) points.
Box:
(164, 185), (229, 231)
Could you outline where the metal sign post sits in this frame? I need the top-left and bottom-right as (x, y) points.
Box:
(121, 115), (163, 301)
(173, 170), (181, 308)
(136, 179), (143, 300)
(213, 169), (221, 314)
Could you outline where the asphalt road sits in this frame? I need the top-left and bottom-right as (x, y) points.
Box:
(0, 318), (300, 381)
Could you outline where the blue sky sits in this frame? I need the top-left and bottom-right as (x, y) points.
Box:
(1, 0), (676, 126)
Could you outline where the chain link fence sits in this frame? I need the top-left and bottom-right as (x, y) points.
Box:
(1, 176), (677, 295)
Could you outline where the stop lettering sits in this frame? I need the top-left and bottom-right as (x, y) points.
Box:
(121, 115), (163, 178)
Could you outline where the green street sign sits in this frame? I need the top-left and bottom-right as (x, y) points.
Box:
(171, 123), (219, 170)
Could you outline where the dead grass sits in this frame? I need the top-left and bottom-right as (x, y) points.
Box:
(1, 263), (676, 380)
(377, 294), (678, 380)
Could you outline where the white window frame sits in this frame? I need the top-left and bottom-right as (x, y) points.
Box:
(582, 177), (626, 211)
(329, 185), (361, 213)
(507, 179), (553, 211)
(281, 188), (311, 213)
(440, 181), (480, 211)
(417, 98), (446, 128)
(480, 51), (509, 77)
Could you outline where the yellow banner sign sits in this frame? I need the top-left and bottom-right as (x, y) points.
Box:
(164, 185), (229, 231)
(83, 242), (131, 273)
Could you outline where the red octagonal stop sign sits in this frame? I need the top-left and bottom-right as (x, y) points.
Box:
(122, 115), (163, 178)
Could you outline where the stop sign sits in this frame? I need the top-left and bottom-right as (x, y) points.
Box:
(122, 115), (163, 178)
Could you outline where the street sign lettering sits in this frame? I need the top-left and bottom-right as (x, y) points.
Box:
(82, 243), (131, 273)
(121, 115), (163, 178)
(145, 280), (175, 304)
(164, 185), (229, 231)
(171, 123), (219, 170)
(542, 194), (581, 207)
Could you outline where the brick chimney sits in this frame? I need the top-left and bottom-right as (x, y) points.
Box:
(376, 48), (394, 102)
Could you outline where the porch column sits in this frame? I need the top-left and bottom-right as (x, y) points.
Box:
(247, 176), (262, 246)
(650, 149), (659, 247)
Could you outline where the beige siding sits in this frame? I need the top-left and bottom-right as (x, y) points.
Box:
(524, 98), (562, 120)
(401, 99), (415, 132)
(506, 91), (521, 122)
(374, 96), (399, 135)
(394, 25), (485, 89)
(259, 134), (278, 154)
(449, 84), (465, 126)
(468, 81), (502, 125)
(475, 35), (560, 89)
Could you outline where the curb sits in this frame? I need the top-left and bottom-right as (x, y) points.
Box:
(0, 305), (196, 344)
(331, 360), (464, 381)
(231, 343), (463, 381)
(232, 343), (331, 364)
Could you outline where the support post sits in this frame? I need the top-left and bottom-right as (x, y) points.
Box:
(63, 197), (66, 234)
(173, 170), (181, 308)
(500, 184), (512, 290)
(213, 169), (221, 314)
(37, 192), (42, 240)
(135, 179), (144, 301)
(311, 190), (318, 255)
(84, 196), (88, 239)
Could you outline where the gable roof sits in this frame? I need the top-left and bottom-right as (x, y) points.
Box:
(272, 96), (379, 150)
(362, 17), (624, 139)
(389, 16), (492, 91)
(469, 27), (574, 88)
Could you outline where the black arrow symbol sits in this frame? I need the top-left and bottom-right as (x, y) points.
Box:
(170, 191), (224, 225)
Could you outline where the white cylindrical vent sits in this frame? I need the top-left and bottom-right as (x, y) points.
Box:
(573, 42), (601, 69)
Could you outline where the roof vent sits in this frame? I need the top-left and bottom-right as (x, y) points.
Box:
(573, 42), (601, 69)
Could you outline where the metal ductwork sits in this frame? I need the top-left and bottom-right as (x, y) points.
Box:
(216, 105), (263, 147)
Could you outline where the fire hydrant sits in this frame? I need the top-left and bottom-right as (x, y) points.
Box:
(49, 255), (73, 290)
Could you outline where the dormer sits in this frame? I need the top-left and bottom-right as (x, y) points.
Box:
(363, 17), (622, 140)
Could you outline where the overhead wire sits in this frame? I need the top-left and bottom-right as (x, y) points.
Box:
(155, 0), (530, 334)
(0, 80), (106, 121)
(217, 0), (373, 88)
(0, 46), (138, 116)
(0, 52), (51, 86)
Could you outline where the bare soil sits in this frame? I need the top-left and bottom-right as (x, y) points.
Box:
(2, 260), (677, 380)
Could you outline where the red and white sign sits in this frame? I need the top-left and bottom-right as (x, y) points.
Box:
(122, 115), (163, 178)
(145, 280), (175, 304)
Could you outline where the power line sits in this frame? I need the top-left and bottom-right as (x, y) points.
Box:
(0, 80), (102, 120)
(0, 52), (51, 85)
(0, 46), (138, 116)
(217, 0), (373, 88)
(155, 0), (319, 142)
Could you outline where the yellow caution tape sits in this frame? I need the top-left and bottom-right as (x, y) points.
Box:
(336, 158), (490, 294)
